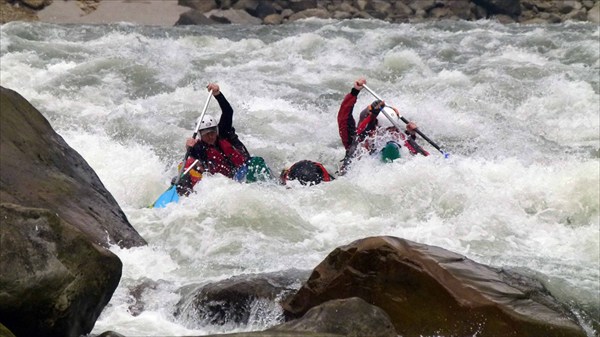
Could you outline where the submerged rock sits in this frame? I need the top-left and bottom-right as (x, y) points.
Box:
(0, 86), (146, 248)
(282, 236), (586, 337)
(175, 269), (310, 327)
(0, 203), (122, 337)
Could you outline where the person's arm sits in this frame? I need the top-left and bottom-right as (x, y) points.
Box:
(215, 93), (234, 135)
(404, 122), (430, 156)
(337, 78), (365, 150)
(186, 138), (204, 161)
(206, 83), (234, 137)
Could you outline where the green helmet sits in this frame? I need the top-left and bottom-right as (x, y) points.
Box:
(381, 141), (401, 163)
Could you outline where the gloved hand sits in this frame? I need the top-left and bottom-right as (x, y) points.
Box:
(369, 100), (385, 115)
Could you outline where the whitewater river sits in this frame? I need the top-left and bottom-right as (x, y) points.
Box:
(1, 19), (598, 336)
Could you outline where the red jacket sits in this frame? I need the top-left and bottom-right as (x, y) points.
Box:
(191, 138), (248, 178)
(337, 88), (429, 173)
(189, 93), (250, 178)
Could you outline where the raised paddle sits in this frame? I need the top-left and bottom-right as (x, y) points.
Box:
(173, 89), (213, 185)
(362, 84), (449, 158)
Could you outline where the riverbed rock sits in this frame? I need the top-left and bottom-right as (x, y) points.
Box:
(282, 236), (586, 337)
(175, 9), (217, 25)
(206, 8), (262, 24)
(175, 269), (310, 327)
(0, 203), (122, 337)
(588, 1), (600, 22)
(0, 86), (146, 248)
(2, 0), (598, 25)
(270, 297), (397, 337)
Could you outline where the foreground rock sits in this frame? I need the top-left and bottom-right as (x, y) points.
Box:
(175, 269), (310, 327)
(270, 297), (397, 337)
(0, 86), (146, 248)
(0, 203), (122, 337)
(282, 236), (586, 337)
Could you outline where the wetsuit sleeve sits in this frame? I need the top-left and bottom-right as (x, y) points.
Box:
(404, 132), (430, 156)
(215, 93), (234, 137)
(356, 113), (378, 143)
(337, 88), (360, 150)
(189, 142), (204, 161)
(214, 92), (251, 158)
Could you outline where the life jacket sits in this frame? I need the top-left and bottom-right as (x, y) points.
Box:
(194, 138), (248, 178)
(280, 160), (333, 186)
(175, 157), (204, 196)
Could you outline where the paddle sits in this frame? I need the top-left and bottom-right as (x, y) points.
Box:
(173, 89), (213, 185)
(151, 90), (213, 208)
(362, 84), (449, 158)
(151, 159), (200, 208)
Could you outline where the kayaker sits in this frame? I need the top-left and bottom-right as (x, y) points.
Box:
(279, 160), (334, 186)
(177, 83), (272, 195)
(337, 77), (429, 174)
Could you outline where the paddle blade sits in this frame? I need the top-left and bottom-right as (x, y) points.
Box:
(152, 185), (179, 208)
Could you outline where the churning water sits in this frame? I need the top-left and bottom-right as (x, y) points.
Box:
(1, 19), (598, 336)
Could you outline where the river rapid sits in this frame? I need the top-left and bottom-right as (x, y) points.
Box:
(1, 19), (598, 336)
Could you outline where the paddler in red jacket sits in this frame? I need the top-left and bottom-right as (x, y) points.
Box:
(178, 83), (271, 195)
(337, 77), (429, 174)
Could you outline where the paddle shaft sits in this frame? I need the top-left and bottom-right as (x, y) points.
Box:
(362, 84), (447, 156)
(173, 90), (213, 185)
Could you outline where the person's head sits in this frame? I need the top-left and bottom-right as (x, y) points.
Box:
(368, 99), (385, 114)
(280, 160), (332, 186)
(381, 141), (401, 163)
(198, 115), (218, 145)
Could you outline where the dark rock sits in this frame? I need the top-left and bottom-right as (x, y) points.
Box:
(19, 0), (51, 10)
(288, 0), (318, 12)
(175, 269), (310, 327)
(97, 331), (126, 337)
(270, 297), (397, 337)
(127, 278), (161, 316)
(176, 9), (218, 25)
(282, 236), (587, 337)
(255, 0), (278, 19)
(0, 87), (146, 248)
(0, 203), (122, 337)
(0, 323), (16, 337)
(233, 0), (260, 14)
(472, 0), (521, 16)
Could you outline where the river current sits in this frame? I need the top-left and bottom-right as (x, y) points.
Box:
(1, 19), (598, 336)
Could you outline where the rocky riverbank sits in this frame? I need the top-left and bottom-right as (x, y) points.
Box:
(1, 0), (599, 25)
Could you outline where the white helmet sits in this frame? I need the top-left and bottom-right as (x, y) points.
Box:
(377, 107), (400, 130)
(197, 115), (218, 131)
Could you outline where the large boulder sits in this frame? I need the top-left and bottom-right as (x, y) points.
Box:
(282, 236), (586, 337)
(0, 203), (122, 337)
(0, 86), (146, 248)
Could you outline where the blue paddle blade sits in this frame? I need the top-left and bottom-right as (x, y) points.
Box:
(152, 185), (179, 208)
